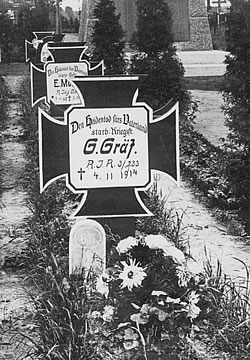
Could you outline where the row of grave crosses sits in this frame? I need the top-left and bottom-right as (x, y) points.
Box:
(27, 32), (179, 274)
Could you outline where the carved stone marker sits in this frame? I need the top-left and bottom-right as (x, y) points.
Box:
(69, 219), (106, 275)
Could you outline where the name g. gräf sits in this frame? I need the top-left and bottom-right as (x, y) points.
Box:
(83, 138), (136, 159)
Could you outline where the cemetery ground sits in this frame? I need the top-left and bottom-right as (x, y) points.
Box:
(0, 62), (250, 359)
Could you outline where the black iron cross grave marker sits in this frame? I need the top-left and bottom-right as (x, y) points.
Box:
(31, 42), (104, 114)
(38, 75), (179, 222)
(25, 31), (65, 64)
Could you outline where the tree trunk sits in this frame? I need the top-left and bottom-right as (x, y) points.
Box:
(79, 0), (89, 42)
(55, 0), (60, 35)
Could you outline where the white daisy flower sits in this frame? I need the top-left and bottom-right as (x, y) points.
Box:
(119, 258), (147, 291)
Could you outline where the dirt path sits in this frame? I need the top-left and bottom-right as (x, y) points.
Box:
(155, 90), (248, 285)
(0, 75), (34, 360)
(155, 173), (250, 284)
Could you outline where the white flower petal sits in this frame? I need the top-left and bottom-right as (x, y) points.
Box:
(151, 290), (167, 297)
(164, 246), (185, 263)
(145, 234), (172, 250)
(119, 259), (147, 291)
(116, 236), (139, 253)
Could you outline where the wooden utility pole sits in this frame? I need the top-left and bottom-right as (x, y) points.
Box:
(207, 0), (211, 11)
(79, 0), (89, 42)
(55, 0), (60, 35)
(217, 0), (221, 27)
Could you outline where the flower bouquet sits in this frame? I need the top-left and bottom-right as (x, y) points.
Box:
(88, 234), (205, 359)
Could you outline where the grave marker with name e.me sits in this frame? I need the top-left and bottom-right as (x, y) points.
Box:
(31, 42), (104, 111)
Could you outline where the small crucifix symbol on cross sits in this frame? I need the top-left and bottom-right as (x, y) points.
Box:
(78, 168), (85, 181)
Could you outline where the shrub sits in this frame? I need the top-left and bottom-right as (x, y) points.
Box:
(0, 76), (8, 125)
(0, 12), (14, 64)
(223, 2), (250, 149)
(222, 1), (250, 227)
(129, 0), (190, 114)
(91, 0), (126, 74)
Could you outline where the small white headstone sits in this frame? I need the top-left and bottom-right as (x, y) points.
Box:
(69, 219), (106, 276)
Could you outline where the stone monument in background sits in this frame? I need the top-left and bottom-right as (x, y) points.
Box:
(175, 0), (213, 50)
(82, 0), (213, 51)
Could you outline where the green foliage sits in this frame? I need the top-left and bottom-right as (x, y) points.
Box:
(130, 0), (190, 113)
(181, 127), (229, 207)
(0, 76), (9, 125)
(74, 17), (80, 33)
(223, 2), (250, 148)
(92, 234), (202, 359)
(202, 257), (250, 359)
(15, 0), (52, 60)
(91, 0), (126, 75)
(19, 76), (250, 359)
(19, 76), (198, 359)
(130, 52), (188, 111)
(130, 0), (173, 55)
(61, 16), (79, 33)
(0, 12), (14, 63)
(16, 5), (34, 41)
(136, 182), (185, 250)
(0, 0), (54, 62)
(221, 2), (250, 226)
(31, 0), (51, 31)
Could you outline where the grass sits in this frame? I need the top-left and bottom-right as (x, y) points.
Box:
(182, 74), (249, 235)
(185, 76), (224, 91)
(0, 63), (29, 76)
(0, 75), (9, 125)
(201, 257), (250, 358)
(0, 76), (9, 199)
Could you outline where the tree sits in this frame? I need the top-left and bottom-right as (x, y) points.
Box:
(91, 0), (126, 74)
(131, 0), (173, 55)
(16, 5), (34, 41)
(13, 0), (55, 61)
(61, 16), (70, 31)
(31, 0), (51, 31)
(223, 1), (250, 148)
(0, 12), (14, 63)
(74, 17), (80, 33)
(130, 0), (190, 112)
(221, 1), (250, 219)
